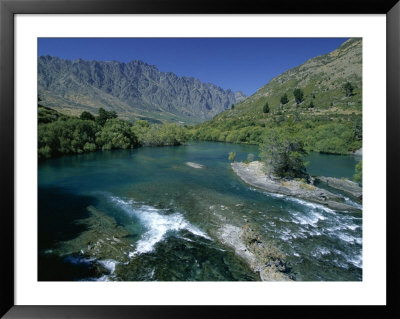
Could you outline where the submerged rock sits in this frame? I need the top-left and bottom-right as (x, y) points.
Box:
(231, 161), (361, 212)
(185, 162), (204, 169)
(54, 206), (134, 279)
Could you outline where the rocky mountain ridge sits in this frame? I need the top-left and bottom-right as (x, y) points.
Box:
(38, 56), (246, 123)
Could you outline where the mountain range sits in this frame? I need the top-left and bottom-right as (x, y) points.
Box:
(38, 56), (246, 124)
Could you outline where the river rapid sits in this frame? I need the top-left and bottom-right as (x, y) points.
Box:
(38, 142), (362, 281)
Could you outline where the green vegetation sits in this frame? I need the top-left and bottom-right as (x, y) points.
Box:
(354, 160), (362, 183)
(259, 123), (309, 180)
(38, 106), (187, 160)
(132, 122), (187, 146)
(96, 108), (117, 126)
(39, 39), (362, 161)
(187, 108), (362, 155)
(187, 39), (362, 156)
(344, 82), (354, 97)
(280, 93), (289, 105)
(80, 111), (95, 121)
(96, 119), (138, 150)
(293, 88), (304, 105)
(228, 152), (236, 162)
(262, 102), (270, 114)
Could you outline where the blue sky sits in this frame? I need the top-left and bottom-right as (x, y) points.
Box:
(38, 38), (348, 96)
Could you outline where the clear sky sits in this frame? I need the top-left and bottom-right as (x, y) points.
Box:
(38, 38), (348, 96)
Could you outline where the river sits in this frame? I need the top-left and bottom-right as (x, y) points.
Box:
(38, 142), (362, 281)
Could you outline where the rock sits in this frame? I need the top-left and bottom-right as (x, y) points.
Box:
(38, 56), (247, 123)
(215, 224), (293, 281)
(316, 176), (362, 200)
(185, 162), (204, 169)
(231, 161), (360, 212)
(55, 206), (133, 265)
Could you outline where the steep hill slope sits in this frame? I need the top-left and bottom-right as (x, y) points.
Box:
(191, 38), (362, 155)
(226, 38), (361, 117)
(38, 56), (246, 124)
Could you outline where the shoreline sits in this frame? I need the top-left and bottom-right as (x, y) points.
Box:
(231, 161), (361, 212)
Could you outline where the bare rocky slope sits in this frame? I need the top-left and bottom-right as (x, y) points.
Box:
(38, 56), (246, 124)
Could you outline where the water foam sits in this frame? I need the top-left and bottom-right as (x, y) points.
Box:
(250, 187), (336, 214)
(64, 256), (96, 265)
(110, 196), (210, 255)
(343, 196), (363, 210)
(98, 259), (118, 274)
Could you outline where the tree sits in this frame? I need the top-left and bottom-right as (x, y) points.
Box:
(344, 82), (354, 97)
(354, 160), (362, 183)
(259, 128), (309, 180)
(228, 152), (236, 162)
(231, 104), (235, 109)
(95, 118), (138, 150)
(293, 88), (304, 105)
(262, 102), (270, 113)
(138, 123), (187, 146)
(80, 111), (95, 121)
(96, 108), (118, 126)
(308, 101), (314, 108)
(280, 93), (289, 105)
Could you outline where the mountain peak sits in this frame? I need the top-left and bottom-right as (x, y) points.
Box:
(38, 56), (246, 124)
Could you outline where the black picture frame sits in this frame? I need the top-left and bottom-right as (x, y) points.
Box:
(1, 0), (399, 318)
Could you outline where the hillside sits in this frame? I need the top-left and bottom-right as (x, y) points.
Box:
(38, 56), (246, 124)
(230, 38), (361, 116)
(190, 38), (362, 155)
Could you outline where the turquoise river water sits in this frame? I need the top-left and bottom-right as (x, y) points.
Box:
(38, 142), (362, 281)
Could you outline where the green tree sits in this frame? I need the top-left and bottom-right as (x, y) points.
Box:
(139, 123), (187, 146)
(259, 128), (309, 180)
(344, 82), (354, 97)
(262, 102), (270, 113)
(228, 152), (236, 162)
(308, 101), (314, 108)
(80, 111), (95, 121)
(354, 160), (362, 183)
(231, 104), (235, 109)
(280, 93), (289, 105)
(96, 108), (118, 126)
(38, 118), (99, 159)
(96, 118), (138, 150)
(293, 88), (304, 105)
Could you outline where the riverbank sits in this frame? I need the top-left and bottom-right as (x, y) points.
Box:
(231, 161), (361, 212)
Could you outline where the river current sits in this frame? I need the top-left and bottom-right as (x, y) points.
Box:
(38, 142), (362, 281)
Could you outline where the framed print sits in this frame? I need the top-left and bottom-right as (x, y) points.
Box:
(1, 0), (399, 318)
